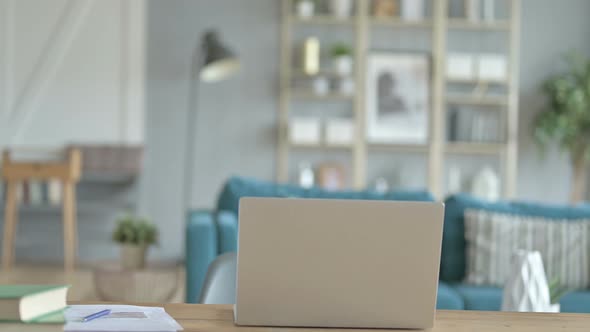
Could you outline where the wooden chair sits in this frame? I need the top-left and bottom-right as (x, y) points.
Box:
(1, 148), (81, 271)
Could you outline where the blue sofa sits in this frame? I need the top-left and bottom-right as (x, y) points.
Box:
(185, 176), (437, 303)
(442, 193), (590, 312)
(186, 176), (590, 312)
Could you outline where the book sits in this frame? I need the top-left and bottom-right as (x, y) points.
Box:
(0, 285), (69, 323)
(47, 180), (62, 205)
(28, 180), (44, 206)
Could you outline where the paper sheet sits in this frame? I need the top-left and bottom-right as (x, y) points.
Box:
(64, 305), (183, 332)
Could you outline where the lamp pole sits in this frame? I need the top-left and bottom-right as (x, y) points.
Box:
(182, 30), (239, 214)
(183, 40), (204, 213)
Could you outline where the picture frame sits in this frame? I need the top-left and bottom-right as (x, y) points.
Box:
(365, 52), (430, 144)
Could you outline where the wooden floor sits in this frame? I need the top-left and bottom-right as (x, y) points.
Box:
(0, 263), (186, 302)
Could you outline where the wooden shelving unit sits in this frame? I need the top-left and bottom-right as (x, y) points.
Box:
(277, 0), (521, 198)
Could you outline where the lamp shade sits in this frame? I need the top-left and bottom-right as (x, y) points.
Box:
(200, 31), (239, 82)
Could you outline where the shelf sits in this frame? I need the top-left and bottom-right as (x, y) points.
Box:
(446, 94), (508, 107)
(291, 69), (353, 78)
(445, 142), (504, 155)
(447, 19), (511, 31)
(371, 17), (432, 28)
(290, 15), (355, 26)
(368, 143), (429, 153)
(290, 91), (355, 101)
(447, 78), (508, 85)
(289, 142), (353, 150)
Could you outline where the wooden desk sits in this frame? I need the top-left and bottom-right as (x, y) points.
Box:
(154, 303), (590, 331)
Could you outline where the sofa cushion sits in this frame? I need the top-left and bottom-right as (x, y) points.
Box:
(464, 209), (590, 289)
(217, 176), (434, 215)
(437, 282), (464, 310)
(441, 194), (590, 282)
(452, 284), (502, 311)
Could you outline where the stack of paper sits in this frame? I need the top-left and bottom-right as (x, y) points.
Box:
(64, 305), (182, 332)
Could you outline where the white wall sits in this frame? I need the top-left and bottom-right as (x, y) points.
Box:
(0, 0), (145, 149)
(142, 0), (279, 260)
(0, 0), (146, 263)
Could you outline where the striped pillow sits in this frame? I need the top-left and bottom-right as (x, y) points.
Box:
(464, 209), (590, 289)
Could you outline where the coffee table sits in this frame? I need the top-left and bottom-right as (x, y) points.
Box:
(136, 303), (590, 331)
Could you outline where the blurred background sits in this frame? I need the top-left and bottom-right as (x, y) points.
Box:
(0, 0), (589, 304)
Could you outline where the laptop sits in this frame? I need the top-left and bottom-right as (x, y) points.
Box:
(234, 197), (445, 329)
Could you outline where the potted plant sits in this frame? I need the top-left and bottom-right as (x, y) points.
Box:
(112, 215), (158, 269)
(296, 0), (316, 19)
(533, 52), (590, 203)
(330, 42), (353, 76)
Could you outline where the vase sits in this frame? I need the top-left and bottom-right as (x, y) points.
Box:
(333, 55), (353, 76)
(296, 0), (315, 19)
(302, 37), (320, 76)
(400, 0), (425, 21)
(501, 250), (551, 312)
(329, 0), (353, 19)
(121, 244), (148, 269)
(471, 167), (499, 201)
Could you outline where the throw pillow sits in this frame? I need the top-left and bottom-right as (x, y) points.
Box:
(464, 209), (590, 289)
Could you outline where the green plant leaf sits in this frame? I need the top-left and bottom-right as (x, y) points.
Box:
(533, 51), (590, 161)
(112, 215), (158, 246)
(330, 42), (352, 58)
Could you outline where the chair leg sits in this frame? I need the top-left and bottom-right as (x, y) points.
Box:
(2, 181), (18, 271)
(62, 181), (77, 271)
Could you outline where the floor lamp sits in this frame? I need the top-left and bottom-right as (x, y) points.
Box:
(184, 30), (239, 213)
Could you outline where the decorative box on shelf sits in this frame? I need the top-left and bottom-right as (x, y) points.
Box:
(325, 118), (355, 145)
(289, 117), (321, 145)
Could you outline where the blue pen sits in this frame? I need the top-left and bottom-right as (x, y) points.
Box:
(83, 309), (111, 322)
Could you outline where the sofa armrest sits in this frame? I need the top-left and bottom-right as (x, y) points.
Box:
(186, 210), (218, 303)
(217, 210), (238, 253)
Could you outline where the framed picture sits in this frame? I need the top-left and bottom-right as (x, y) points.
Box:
(365, 53), (430, 144)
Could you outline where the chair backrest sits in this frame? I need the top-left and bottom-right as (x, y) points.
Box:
(198, 252), (237, 304)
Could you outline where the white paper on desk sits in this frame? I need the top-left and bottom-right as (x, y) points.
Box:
(64, 305), (183, 332)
